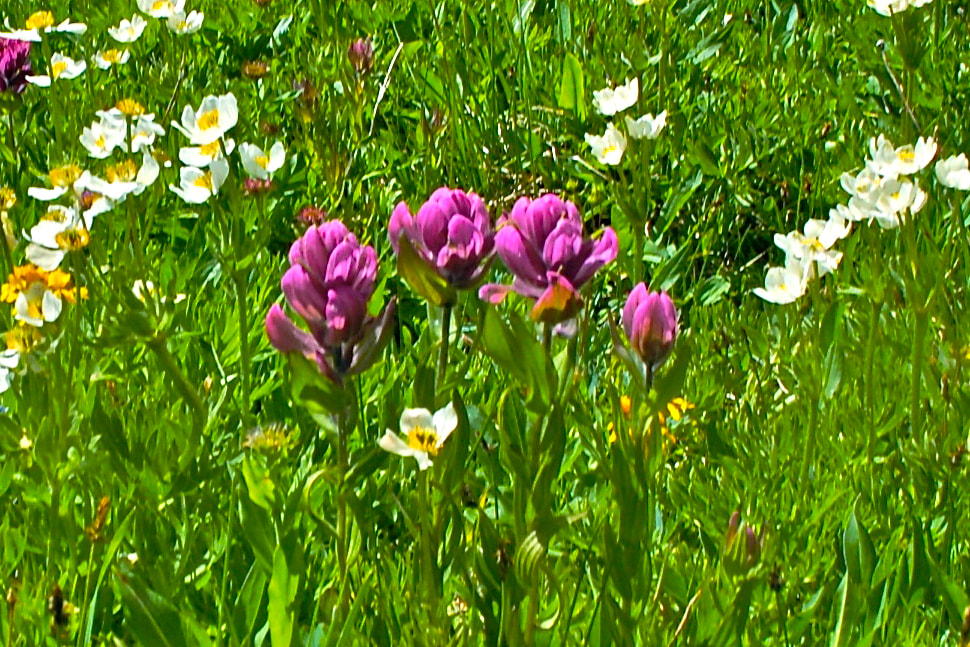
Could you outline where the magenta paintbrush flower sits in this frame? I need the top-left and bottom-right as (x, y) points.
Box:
(479, 194), (618, 325)
(622, 284), (677, 373)
(266, 220), (395, 383)
(0, 38), (32, 95)
(390, 187), (495, 303)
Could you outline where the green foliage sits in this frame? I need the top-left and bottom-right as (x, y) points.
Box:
(0, 0), (969, 645)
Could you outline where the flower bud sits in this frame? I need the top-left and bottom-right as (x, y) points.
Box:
(347, 37), (374, 76)
(622, 284), (677, 372)
(0, 38), (32, 95)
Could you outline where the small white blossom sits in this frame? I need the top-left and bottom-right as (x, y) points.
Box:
(108, 15), (148, 43)
(584, 123), (626, 166)
(936, 154), (970, 190)
(592, 78), (638, 116)
(239, 142), (286, 179)
(379, 404), (458, 471)
(625, 111), (666, 140)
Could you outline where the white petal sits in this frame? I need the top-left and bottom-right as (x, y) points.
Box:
(399, 407), (434, 432)
(433, 403), (459, 444)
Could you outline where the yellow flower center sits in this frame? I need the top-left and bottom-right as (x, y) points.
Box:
(46, 269), (83, 303)
(55, 227), (90, 252)
(198, 109), (220, 131)
(152, 0), (172, 10)
(95, 134), (106, 149)
(200, 141), (221, 159)
(2, 265), (48, 302)
(103, 49), (123, 63)
(26, 11), (54, 30)
(49, 165), (82, 188)
(106, 160), (139, 183)
(51, 61), (68, 79)
(899, 150), (915, 163)
(256, 155), (270, 169)
(406, 426), (439, 455)
(193, 172), (214, 190)
(116, 99), (145, 116)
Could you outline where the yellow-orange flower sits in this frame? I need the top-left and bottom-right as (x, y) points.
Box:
(2, 264), (49, 302)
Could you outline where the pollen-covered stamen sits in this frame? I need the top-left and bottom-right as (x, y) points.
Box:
(106, 160), (139, 183)
(200, 141), (221, 159)
(51, 61), (68, 79)
(54, 227), (90, 252)
(898, 150), (915, 163)
(103, 50), (123, 63)
(49, 165), (82, 188)
(6, 324), (41, 352)
(116, 99), (145, 116)
(256, 155), (270, 169)
(193, 172), (214, 190)
(406, 426), (440, 455)
(152, 0), (173, 10)
(26, 11), (55, 30)
(198, 110), (220, 131)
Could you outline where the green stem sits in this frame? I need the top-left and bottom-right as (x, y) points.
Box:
(336, 413), (349, 593)
(75, 542), (96, 647)
(436, 303), (453, 402)
(231, 269), (252, 426)
(864, 300), (882, 467)
(911, 307), (928, 440)
(657, 4), (668, 109)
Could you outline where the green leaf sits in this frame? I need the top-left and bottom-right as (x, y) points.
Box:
(557, 53), (586, 119)
(242, 455), (277, 511)
(289, 353), (348, 416)
(268, 546), (300, 647)
(117, 573), (188, 647)
(480, 309), (555, 412)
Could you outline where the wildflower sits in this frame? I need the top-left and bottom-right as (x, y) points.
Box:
(28, 164), (83, 201)
(93, 49), (130, 69)
(167, 11), (204, 34)
(866, 135), (936, 178)
(723, 511), (763, 577)
(132, 279), (186, 304)
(0, 38), (32, 94)
(753, 258), (808, 304)
(79, 150), (159, 201)
(179, 138), (234, 168)
(239, 141), (285, 179)
(936, 154), (970, 191)
(241, 60), (269, 80)
(80, 116), (127, 159)
(137, 0), (186, 19)
(0, 12), (86, 42)
(622, 284), (678, 374)
(772, 213), (850, 276)
(24, 206), (93, 270)
(379, 403), (458, 471)
(389, 187), (495, 297)
(243, 178), (273, 195)
(174, 93), (238, 145)
(867, 0), (932, 16)
(114, 99), (146, 117)
(25, 53), (86, 87)
(243, 422), (294, 451)
(0, 187), (15, 210)
(479, 194), (618, 325)
(348, 37), (374, 76)
(0, 346), (18, 393)
(585, 123), (627, 165)
(592, 78), (638, 116)
(265, 220), (396, 384)
(8, 266), (81, 327)
(108, 16), (148, 43)
(169, 159), (228, 204)
(625, 111), (667, 140)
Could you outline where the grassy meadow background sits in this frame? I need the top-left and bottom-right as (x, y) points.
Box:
(1, 0), (970, 644)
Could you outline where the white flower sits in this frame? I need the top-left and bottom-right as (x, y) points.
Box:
(80, 116), (127, 159)
(625, 111), (667, 140)
(108, 15), (148, 43)
(15, 282), (62, 327)
(239, 142), (286, 179)
(379, 403), (458, 471)
(584, 123), (626, 166)
(866, 134), (936, 177)
(936, 154), (970, 190)
(773, 218), (845, 277)
(0, 12), (87, 42)
(167, 11), (203, 34)
(77, 151), (160, 201)
(25, 53), (86, 87)
(592, 78), (638, 116)
(24, 206), (93, 271)
(93, 49), (130, 69)
(28, 165), (84, 202)
(169, 159), (229, 203)
(130, 115), (167, 152)
(137, 0), (186, 18)
(174, 94), (238, 145)
(754, 259), (809, 304)
(870, 178), (926, 229)
(867, 0), (932, 16)
(180, 139), (235, 168)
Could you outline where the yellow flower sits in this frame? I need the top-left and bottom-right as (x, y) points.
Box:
(2, 264), (49, 303)
(6, 323), (42, 352)
(0, 187), (15, 211)
(116, 98), (145, 116)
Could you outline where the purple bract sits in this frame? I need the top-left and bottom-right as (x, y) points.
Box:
(622, 284), (677, 372)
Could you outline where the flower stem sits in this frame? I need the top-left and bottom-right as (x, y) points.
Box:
(75, 542), (96, 647)
(231, 267), (252, 426)
(145, 334), (206, 439)
(911, 306), (928, 441)
(436, 303), (453, 402)
(864, 299), (882, 468)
